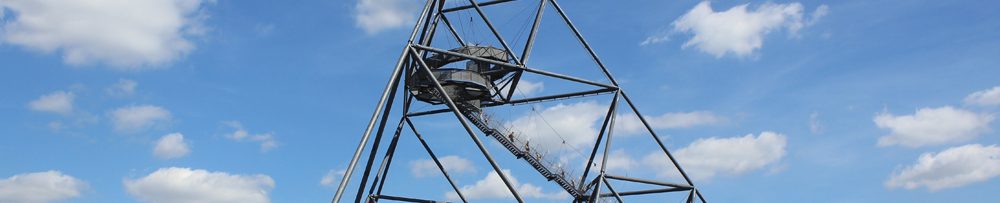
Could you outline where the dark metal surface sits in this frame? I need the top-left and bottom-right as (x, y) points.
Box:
(337, 0), (707, 202)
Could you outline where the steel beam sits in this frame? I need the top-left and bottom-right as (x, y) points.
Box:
(410, 44), (617, 89)
(409, 47), (525, 202)
(332, 2), (437, 202)
(578, 91), (619, 191)
(442, 0), (516, 13)
(604, 175), (692, 189)
(405, 88), (614, 117)
(405, 118), (469, 203)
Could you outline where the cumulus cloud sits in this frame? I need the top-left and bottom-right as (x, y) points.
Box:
(0, 171), (87, 203)
(615, 111), (725, 135)
(505, 101), (607, 153)
(886, 144), (1000, 191)
(501, 80), (544, 97)
(125, 167), (274, 203)
(599, 149), (639, 173)
(153, 133), (190, 159)
(444, 169), (569, 201)
(667, 1), (827, 58)
(874, 106), (994, 148)
(965, 86), (1000, 107)
(644, 132), (787, 180)
(0, 0), (214, 69)
(355, 0), (419, 34)
(28, 91), (74, 115)
(411, 155), (476, 178)
(109, 105), (172, 133)
(320, 169), (345, 186)
(107, 79), (138, 97)
(223, 121), (278, 152)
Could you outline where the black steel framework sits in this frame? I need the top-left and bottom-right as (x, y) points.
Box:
(333, 0), (706, 202)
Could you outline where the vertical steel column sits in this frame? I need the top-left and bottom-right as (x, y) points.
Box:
(506, 0), (547, 101)
(547, 0), (620, 87)
(440, 16), (467, 46)
(368, 96), (414, 198)
(620, 92), (706, 202)
(466, 0), (524, 65)
(408, 47), (525, 202)
(364, 119), (406, 201)
(405, 118), (469, 203)
(602, 178), (625, 203)
(332, 0), (437, 202)
(589, 92), (619, 203)
(352, 1), (441, 201)
(520, 0), (546, 63)
(578, 92), (619, 191)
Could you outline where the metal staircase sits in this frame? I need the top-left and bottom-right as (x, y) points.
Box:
(456, 102), (584, 198)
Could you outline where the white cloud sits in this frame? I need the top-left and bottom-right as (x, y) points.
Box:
(505, 101), (607, 153)
(886, 144), (1000, 191)
(107, 79), (138, 97)
(320, 169), (345, 186)
(810, 112), (823, 134)
(28, 91), (74, 115)
(965, 86), (1000, 107)
(615, 111), (725, 135)
(0, 0), (214, 69)
(445, 169), (569, 201)
(153, 133), (190, 159)
(669, 2), (827, 58)
(355, 0), (419, 34)
(411, 155), (476, 178)
(502, 80), (544, 97)
(0, 171), (87, 203)
(640, 35), (669, 46)
(124, 167), (274, 203)
(223, 121), (278, 152)
(875, 106), (994, 148)
(808, 5), (829, 26)
(599, 149), (638, 173)
(644, 132), (787, 180)
(109, 105), (172, 133)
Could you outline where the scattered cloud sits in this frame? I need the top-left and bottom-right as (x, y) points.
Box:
(808, 5), (829, 26)
(0, 0), (215, 69)
(810, 112), (823, 134)
(320, 169), (345, 186)
(28, 91), (74, 115)
(223, 121), (278, 152)
(875, 106), (994, 148)
(668, 1), (827, 58)
(616, 111), (725, 135)
(644, 131), (787, 180)
(125, 167), (274, 203)
(0, 171), (87, 203)
(599, 149), (639, 173)
(886, 144), (1000, 191)
(153, 133), (190, 159)
(505, 101), (607, 152)
(444, 169), (569, 201)
(354, 0), (419, 34)
(411, 155), (476, 178)
(502, 80), (544, 97)
(107, 79), (138, 97)
(965, 86), (1000, 107)
(109, 105), (172, 133)
(640, 35), (669, 46)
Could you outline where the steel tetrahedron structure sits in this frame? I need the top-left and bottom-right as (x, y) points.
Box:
(333, 0), (707, 202)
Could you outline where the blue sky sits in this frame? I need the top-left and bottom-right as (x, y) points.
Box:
(2, 0), (1000, 202)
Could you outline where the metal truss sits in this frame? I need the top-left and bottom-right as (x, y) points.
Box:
(333, 0), (707, 202)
